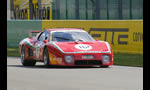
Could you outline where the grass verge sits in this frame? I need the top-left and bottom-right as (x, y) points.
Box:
(113, 53), (143, 67)
(7, 48), (143, 67)
(7, 48), (20, 57)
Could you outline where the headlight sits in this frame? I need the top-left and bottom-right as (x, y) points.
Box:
(65, 55), (74, 64)
(82, 55), (94, 59)
(102, 55), (110, 64)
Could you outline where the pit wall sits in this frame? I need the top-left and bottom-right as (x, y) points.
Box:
(42, 20), (143, 54)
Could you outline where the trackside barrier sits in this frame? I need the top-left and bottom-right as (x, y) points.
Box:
(42, 20), (143, 54)
(7, 20), (143, 54)
(7, 20), (42, 47)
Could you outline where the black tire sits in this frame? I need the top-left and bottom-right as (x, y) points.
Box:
(43, 47), (50, 67)
(21, 46), (36, 66)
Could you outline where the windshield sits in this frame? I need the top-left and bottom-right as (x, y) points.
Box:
(52, 31), (95, 42)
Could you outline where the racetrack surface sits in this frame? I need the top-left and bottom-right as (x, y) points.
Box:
(7, 57), (143, 90)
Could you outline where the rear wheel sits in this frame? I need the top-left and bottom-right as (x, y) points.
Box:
(43, 47), (50, 67)
(21, 46), (36, 66)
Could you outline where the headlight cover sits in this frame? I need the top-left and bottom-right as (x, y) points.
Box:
(64, 55), (74, 64)
(102, 55), (110, 64)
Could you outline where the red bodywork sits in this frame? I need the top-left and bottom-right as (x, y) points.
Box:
(19, 28), (113, 67)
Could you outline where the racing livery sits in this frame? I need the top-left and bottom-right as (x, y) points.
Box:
(19, 28), (113, 67)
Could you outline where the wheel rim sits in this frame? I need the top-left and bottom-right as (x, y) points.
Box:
(21, 48), (25, 63)
(44, 53), (47, 65)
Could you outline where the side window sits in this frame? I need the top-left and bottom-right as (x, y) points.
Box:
(45, 31), (49, 40)
(38, 30), (49, 41)
(38, 32), (45, 41)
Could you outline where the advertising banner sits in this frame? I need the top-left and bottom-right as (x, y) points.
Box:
(42, 20), (143, 54)
(12, 0), (52, 19)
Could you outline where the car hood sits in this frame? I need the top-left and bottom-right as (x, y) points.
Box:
(49, 41), (111, 53)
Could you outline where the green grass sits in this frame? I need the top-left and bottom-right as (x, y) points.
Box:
(7, 48), (20, 57)
(7, 48), (143, 67)
(113, 53), (143, 67)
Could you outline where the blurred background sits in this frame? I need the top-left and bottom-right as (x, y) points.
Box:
(7, 0), (143, 20)
(7, 0), (143, 67)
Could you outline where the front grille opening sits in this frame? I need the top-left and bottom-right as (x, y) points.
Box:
(75, 60), (102, 65)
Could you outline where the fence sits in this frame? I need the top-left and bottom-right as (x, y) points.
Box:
(53, 0), (143, 20)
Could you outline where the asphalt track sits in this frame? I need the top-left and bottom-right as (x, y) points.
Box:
(7, 57), (143, 90)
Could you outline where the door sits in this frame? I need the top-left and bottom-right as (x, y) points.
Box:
(34, 30), (49, 60)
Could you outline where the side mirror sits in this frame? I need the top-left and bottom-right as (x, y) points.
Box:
(44, 40), (48, 43)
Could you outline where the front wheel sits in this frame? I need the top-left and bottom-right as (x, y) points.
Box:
(100, 65), (109, 68)
(43, 47), (50, 67)
(21, 46), (36, 66)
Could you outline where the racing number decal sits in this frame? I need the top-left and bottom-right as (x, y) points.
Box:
(35, 42), (42, 58)
(75, 44), (92, 50)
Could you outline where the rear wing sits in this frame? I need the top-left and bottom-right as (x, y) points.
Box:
(29, 31), (41, 38)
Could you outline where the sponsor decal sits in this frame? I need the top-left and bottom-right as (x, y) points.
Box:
(53, 57), (62, 64)
(35, 45), (40, 58)
(35, 42), (43, 58)
(49, 53), (62, 64)
(12, 0), (52, 19)
(133, 32), (143, 42)
(75, 44), (92, 50)
(88, 28), (129, 45)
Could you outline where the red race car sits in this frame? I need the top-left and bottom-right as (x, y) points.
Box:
(19, 28), (113, 67)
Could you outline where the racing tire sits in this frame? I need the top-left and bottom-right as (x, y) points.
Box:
(43, 47), (50, 67)
(100, 65), (109, 68)
(21, 46), (36, 66)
